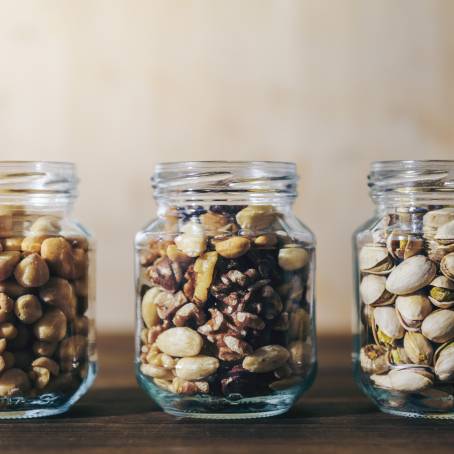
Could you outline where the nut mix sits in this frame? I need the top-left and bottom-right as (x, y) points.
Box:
(0, 212), (91, 399)
(138, 204), (313, 398)
(358, 207), (454, 404)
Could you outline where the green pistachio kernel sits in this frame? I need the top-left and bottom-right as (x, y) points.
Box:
(430, 287), (454, 302)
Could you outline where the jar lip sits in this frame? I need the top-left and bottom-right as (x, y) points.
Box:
(152, 160), (298, 204)
(371, 160), (454, 171)
(0, 160), (75, 169)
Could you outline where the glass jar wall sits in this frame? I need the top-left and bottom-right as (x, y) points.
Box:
(135, 161), (316, 419)
(0, 161), (96, 418)
(353, 160), (454, 418)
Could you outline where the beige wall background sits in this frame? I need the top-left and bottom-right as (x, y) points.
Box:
(1, 0), (453, 333)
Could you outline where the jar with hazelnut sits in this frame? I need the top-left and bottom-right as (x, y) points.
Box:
(0, 161), (96, 418)
(135, 161), (316, 418)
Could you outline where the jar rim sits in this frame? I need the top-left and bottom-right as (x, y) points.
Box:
(371, 160), (454, 171)
(152, 160), (298, 204)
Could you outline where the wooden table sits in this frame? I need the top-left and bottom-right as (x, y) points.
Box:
(0, 335), (452, 454)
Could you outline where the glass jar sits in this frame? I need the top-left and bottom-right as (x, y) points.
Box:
(135, 161), (316, 419)
(354, 160), (454, 418)
(0, 161), (96, 418)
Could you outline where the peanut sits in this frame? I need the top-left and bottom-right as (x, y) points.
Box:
(33, 308), (67, 343)
(175, 355), (219, 380)
(0, 251), (20, 281)
(14, 294), (43, 324)
(0, 368), (30, 396)
(215, 236), (251, 259)
(39, 277), (77, 320)
(278, 247), (309, 271)
(242, 345), (290, 373)
(14, 253), (50, 287)
(156, 327), (203, 357)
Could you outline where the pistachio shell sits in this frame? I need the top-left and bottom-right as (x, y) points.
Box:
(421, 309), (454, 344)
(403, 332), (433, 365)
(386, 231), (423, 260)
(395, 294), (432, 331)
(371, 367), (434, 393)
(423, 208), (454, 233)
(373, 307), (405, 342)
(385, 255), (436, 295)
(359, 275), (395, 306)
(429, 276), (454, 309)
(359, 244), (394, 275)
(434, 342), (454, 382)
(440, 252), (454, 280)
(359, 344), (389, 374)
(435, 220), (454, 245)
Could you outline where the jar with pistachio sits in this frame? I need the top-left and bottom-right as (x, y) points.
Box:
(135, 161), (316, 418)
(0, 162), (96, 418)
(354, 160), (454, 418)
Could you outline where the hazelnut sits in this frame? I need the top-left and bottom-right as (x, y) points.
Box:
(21, 235), (49, 254)
(14, 253), (50, 287)
(39, 277), (77, 320)
(0, 279), (28, 298)
(0, 292), (14, 323)
(0, 322), (17, 339)
(0, 251), (21, 281)
(0, 368), (30, 396)
(30, 215), (61, 235)
(59, 335), (88, 372)
(33, 308), (67, 343)
(1, 237), (24, 251)
(14, 294), (43, 324)
(41, 237), (76, 279)
(32, 341), (58, 357)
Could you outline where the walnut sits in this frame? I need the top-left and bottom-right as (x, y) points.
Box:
(155, 291), (187, 320)
(259, 285), (283, 320)
(197, 308), (225, 336)
(172, 303), (206, 327)
(223, 335), (252, 357)
(272, 312), (289, 331)
(147, 256), (188, 293)
(172, 377), (209, 395)
(183, 265), (195, 300)
(232, 312), (265, 330)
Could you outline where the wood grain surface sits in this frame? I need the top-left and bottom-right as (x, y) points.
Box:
(0, 334), (452, 454)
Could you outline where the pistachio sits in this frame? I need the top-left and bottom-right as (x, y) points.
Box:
(193, 251), (218, 303)
(373, 307), (405, 345)
(175, 355), (219, 380)
(435, 220), (454, 245)
(386, 231), (423, 260)
(388, 346), (411, 366)
(235, 205), (276, 231)
(14, 253), (50, 288)
(359, 274), (395, 306)
(215, 236), (251, 259)
(423, 208), (454, 238)
(156, 327), (203, 357)
(0, 368), (31, 396)
(33, 308), (67, 343)
(371, 367), (434, 393)
(385, 255), (436, 295)
(429, 275), (454, 308)
(14, 294), (43, 324)
(278, 247), (309, 271)
(39, 277), (77, 320)
(395, 294), (432, 331)
(174, 222), (207, 258)
(359, 244), (394, 275)
(434, 342), (454, 382)
(421, 309), (454, 343)
(440, 252), (454, 280)
(403, 332), (433, 365)
(242, 345), (289, 373)
(360, 344), (389, 374)
(0, 251), (20, 281)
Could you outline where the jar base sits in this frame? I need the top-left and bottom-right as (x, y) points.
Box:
(0, 362), (97, 419)
(378, 406), (454, 420)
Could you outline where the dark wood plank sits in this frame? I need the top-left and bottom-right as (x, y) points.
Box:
(0, 334), (451, 454)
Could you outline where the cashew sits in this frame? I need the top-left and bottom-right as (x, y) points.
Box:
(39, 277), (77, 320)
(156, 327), (203, 357)
(0, 368), (30, 396)
(14, 294), (42, 324)
(175, 355), (219, 380)
(33, 308), (67, 342)
(0, 292), (14, 323)
(14, 253), (50, 287)
(141, 287), (160, 328)
(0, 251), (20, 281)
(140, 363), (174, 380)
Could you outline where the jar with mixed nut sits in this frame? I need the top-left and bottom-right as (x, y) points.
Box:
(135, 161), (316, 418)
(354, 160), (454, 418)
(0, 161), (96, 418)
